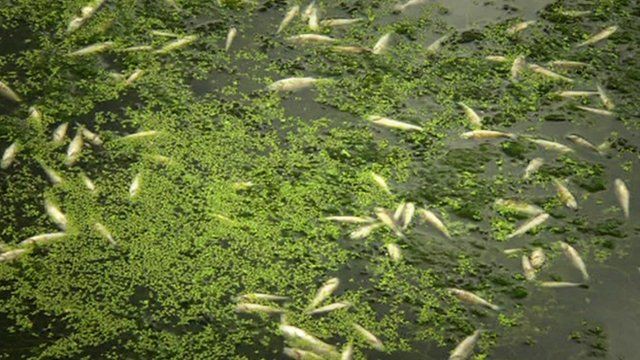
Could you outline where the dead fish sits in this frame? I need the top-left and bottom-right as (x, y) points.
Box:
(449, 330), (482, 360)
(539, 281), (588, 288)
(268, 77), (320, 92)
(155, 35), (197, 54)
(45, 199), (68, 231)
(393, 203), (406, 222)
(530, 248), (546, 269)
(67, 0), (106, 33)
(350, 223), (383, 239)
(82, 127), (103, 146)
(235, 303), (284, 314)
(506, 213), (550, 239)
(0, 80), (22, 103)
(331, 45), (371, 54)
(548, 60), (589, 69)
(575, 105), (615, 117)
(528, 64), (574, 82)
(308, 301), (351, 315)
(507, 20), (536, 35)
(560, 242), (589, 281)
(225, 27), (237, 51)
(510, 55), (526, 81)
(0, 249), (27, 262)
(485, 55), (508, 62)
(460, 130), (514, 140)
(151, 30), (179, 37)
(401, 202), (415, 229)
(121, 45), (154, 52)
(65, 130), (84, 166)
(522, 255), (536, 281)
(94, 222), (116, 245)
(307, 277), (339, 310)
(555, 90), (598, 98)
(426, 34), (449, 54)
(417, 208), (451, 239)
(52, 123), (69, 144)
(80, 173), (96, 192)
(448, 288), (501, 311)
(614, 179), (630, 219)
(1, 142), (18, 169)
(279, 324), (339, 358)
(554, 179), (578, 210)
(565, 134), (601, 154)
(287, 34), (337, 44)
(458, 102), (482, 129)
(307, 8), (320, 31)
(366, 115), (423, 131)
(394, 0), (429, 13)
(596, 84), (614, 110)
(236, 293), (289, 302)
(341, 343), (353, 360)
(321, 18), (364, 27)
(27, 107), (42, 126)
(372, 32), (392, 55)
(277, 5), (300, 34)
(386, 243), (402, 262)
(42, 165), (64, 185)
(129, 173), (141, 198)
(301, 1), (317, 21)
(577, 25), (618, 47)
(125, 69), (144, 86)
(370, 172), (391, 193)
(494, 199), (544, 217)
(67, 41), (114, 57)
(527, 138), (574, 153)
(122, 130), (159, 140)
(523, 157), (544, 180)
(19, 232), (66, 246)
(558, 10), (591, 17)
(325, 216), (375, 224)
(353, 324), (384, 351)
(503, 248), (523, 255)
(283, 347), (324, 360)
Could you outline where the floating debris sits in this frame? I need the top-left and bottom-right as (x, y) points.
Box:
(614, 179), (630, 219)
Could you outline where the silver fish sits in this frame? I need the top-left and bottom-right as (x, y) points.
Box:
(401, 202), (415, 229)
(426, 34), (449, 54)
(539, 281), (587, 288)
(506, 213), (550, 239)
(321, 18), (364, 27)
(82, 127), (103, 146)
(65, 130), (84, 166)
(485, 55), (508, 63)
(353, 323), (384, 351)
(0, 248), (27, 262)
(548, 60), (589, 69)
(460, 130), (514, 140)
(522, 255), (536, 281)
(372, 32), (392, 55)
(235, 303), (284, 314)
(27, 106), (42, 126)
(577, 26), (618, 47)
(418, 208), (451, 238)
(350, 223), (383, 239)
(155, 35), (197, 54)
(307, 8), (319, 31)
(528, 64), (574, 82)
(558, 10), (591, 18)
(503, 248), (523, 255)
(341, 342), (353, 360)
(307, 277), (339, 310)
(614, 179), (630, 219)
(283, 347), (324, 360)
(575, 105), (615, 117)
(331, 45), (371, 54)
(507, 20), (535, 35)
(448, 288), (501, 311)
(370, 172), (391, 193)
(555, 90), (598, 98)
(301, 1), (316, 21)
(393, 203), (406, 221)
(279, 324), (339, 358)
(494, 199), (545, 217)
(560, 242), (589, 281)
(1, 142), (18, 169)
(236, 293), (289, 302)
(458, 102), (482, 129)
(565, 134), (601, 154)
(523, 157), (544, 180)
(151, 30), (179, 37)
(268, 77), (320, 92)
(596, 84), (614, 110)
(122, 130), (159, 140)
(225, 27), (237, 51)
(308, 301), (351, 315)
(530, 248), (546, 269)
(67, 0), (106, 33)
(394, 0), (429, 13)
(528, 138), (574, 153)
(0, 80), (22, 103)
(277, 5), (300, 34)
(129, 173), (141, 198)
(80, 173), (96, 192)
(120, 45), (154, 52)
(67, 41), (114, 57)
(41, 164), (63, 185)
(125, 69), (144, 86)
(19, 232), (66, 246)
(510, 55), (526, 81)
(287, 34), (337, 44)
(94, 222), (116, 245)
(386, 243), (402, 262)
(367, 115), (423, 131)
(52, 123), (69, 144)
(375, 207), (403, 237)
(554, 179), (578, 209)
(449, 330), (482, 360)
(45, 199), (68, 231)
(325, 216), (375, 224)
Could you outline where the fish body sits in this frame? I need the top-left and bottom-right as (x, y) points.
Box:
(121, 45), (154, 52)
(94, 222), (116, 245)
(235, 303), (284, 314)
(418, 208), (451, 238)
(394, 0), (428, 12)
(321, 18), (364, 27)
(386, 243), (402, 262)
(80, 173), (96, 192)
(287, 34), (336, 44)
(523, 157), (544, 179)
(556, 90), (598, 98)
(554, 179), (578, 209)
(510, 55), (526, 81)
(19, 232), (66, 246)
(67, 41), (114, 57)
(528, 64), (574, 82)
(0, 249), (27, 262)
(268, 77), (319, 92)
(45, 199), (68, 231)
(41, 165), (63, 185)
(307, 277), (339, 310)
(367, 115), (423, 131)
(308, 301), (351, 315)
(614, 179), (630, 219)
(277, 6), (300, 33)
(353, 324), (384, 351)
(125, 69), (144, 86)
(1, 142), (18, 169)
(528, 138), (573, 153)
(560, 242), (589, 281)
(27, 107), (42, 126)
(225, 27), (237, 51)
(449, 330), (482, 360)
(539, 281), (588, 288)
(341, 343), (353, 360)
(155, 35), (197, 54)
(279, 324), (339, 358)
(506, 213), (550, 239)
(67, 0), (106, 33)
(331, 46), (371, 54)
(566, 134), (600, 153)
(548, 60), (589, 69)
(66, 130), (84, 166)
(122, 130), (159, 140)
(375, 208), (403, 237)
(307, 8), (319, 31)
(448, 288), (500, 311)
(151, 30), (179, 37)
(129, 173), (141, 198)
(486, 55), (508, 62)
(82, 128), (103, 146)
(283, 347), (324, 360)
(577, 26), (618, 47)
(530, 248), (546, 269)
(350, 223), (383, 239)
(372, 33), (392, 54)
(522, 255), (536, 280)
(370, 172), (391, 193)
(575, 105), (615, 116)
(325, 216), (375, 224)
(0, 81), (22, 103)
(495, 199), (544, 217)
(507, 20), (535, 35)
(301, 1), (316, 21)
(558, 10), (591, 17)
(460, 130), (514, 140)
(401, 202), (415, 229)
(503, 248), (522, 255)
(596, 85), (614, 110)
(426, 34), (449, 54)
(236, 293), (289, 302)
(458, 102), (482, 129)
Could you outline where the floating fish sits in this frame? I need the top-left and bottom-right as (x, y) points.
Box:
(80, 173), (96, 192)
(575, 105), (615, 117)
(555, 90), (598, 98)
(393, 203), (406, 222)
(331, 45), (371, 54)
(448, 288), (500, 311)
(554, 179), (578, 209)
(307, 277), (339, 310)
(67, 0), (106, 33)
(307, 8), (319, 31)
(287, 34), (337, 44)
(65, 130), (84, 166)
(82, 127), (103, 146)
(121, 45), (154, 52)
(325, 216), (376, 224)
(495, 199), (545, 217)
(460, 130), (514, 140)
(548, 60), (589, 69)
(225, 27), (237, 51)
(67, 41), (114, 57)
(308, 301), (351, 315)
(301, 1), (317, 21)
(235, 303), (284, 314)
(530, 248), (546, 269)
(539, 281), (588, 288)
(458, 102), (482, 129)
(45, 199), (68, 231)
(614, 179), (630, 219)
(236, 293), (289, 302)
(386, 243), (402, 262)
(527, 138), (573, 153)
(522, 255), (536, 281)
(418, 208), (451, 239)
(596, 84), (615, 110)
(394, 0), (428, 13)
(341, 342), (353, 360)
(506, 213), (550, 239)
(279, 324), (339, 358)
(503, 248), (522, 255)
(268, 77), (320, 92)
(283, 347), (324, 360)
(27, 107), (42, 126)
(370, 172), (391, 193)
(129, 173), (141, 198)
(151, 30), (179, 37)
(1, 142), (18, 169)
(277, 5), (300, 34)
(557, 10), (591, 18)
(350, 223), (383, 239)
(19, 232), (66, 246)
(401, 202), (415, 229)
(94, 222), (116, 245)
(0, 249), (27, 262)
(367, 115), (423, 131)
(577, 25), (618, 47)
(321, 18), (364, 27)
(372, 32), (392, 55)
(426, 34), (449, 54)
(0, 81), (22, 103)
(507, 20), (535, 35)
(560, 242), (589, 281)
(528, 64), (574, 82)
(523, 157), (544, 180)
(41, 164), (63, 185)
(125, 69), (144, 86)
(122, 130), (159, 140)
(353, 324), (384, 351)
(510, 55), (526, 81)
(485, 55), (508, 63)
(449, 330), (482, 360)
(565, 134), (601, 154)
(155, 35), (197, 54)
